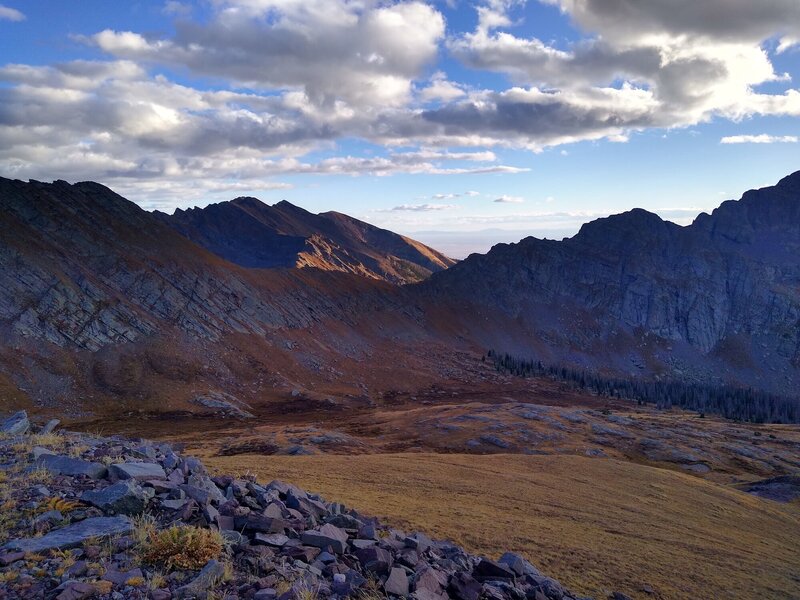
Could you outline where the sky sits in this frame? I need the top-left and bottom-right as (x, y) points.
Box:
(1, 1), (799, 257)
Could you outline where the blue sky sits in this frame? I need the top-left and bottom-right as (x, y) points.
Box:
(1, 1), (799, 257)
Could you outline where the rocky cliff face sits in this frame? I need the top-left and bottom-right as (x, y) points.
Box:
(1, 173), (798, 410)
(0, 178), (398, 352)
(0, 177), (417, 411)
(155, 197), (455, 284)
(421, 172), (800, 392)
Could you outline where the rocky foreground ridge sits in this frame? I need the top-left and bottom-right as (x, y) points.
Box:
(0, 411), (602, 600)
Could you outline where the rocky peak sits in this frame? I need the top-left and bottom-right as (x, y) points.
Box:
(157, 194), (454, 283)
(572, 207), (678, 252)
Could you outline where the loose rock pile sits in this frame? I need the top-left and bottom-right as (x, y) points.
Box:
(0, 411), (595, 600)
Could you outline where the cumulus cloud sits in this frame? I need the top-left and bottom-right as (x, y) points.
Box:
(419, 71), (467, 103)
(447, 0), (800, 148)
(84, 1), (445, 109)
(1, 0), (800, 208)
(720, 134), (798, 144)
(0, 4), (24, 21)
(493, 195), (524, 203)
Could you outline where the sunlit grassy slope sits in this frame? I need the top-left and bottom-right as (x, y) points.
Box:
(204, 453), (800, 600)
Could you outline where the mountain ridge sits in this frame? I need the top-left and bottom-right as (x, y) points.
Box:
(421, 171), (800, 392)
(154, 196), (455, 284)
(0, 172), (798, 414)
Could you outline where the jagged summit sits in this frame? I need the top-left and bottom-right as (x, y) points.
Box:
(156, 195), (455, 283)
(424, 173), (800, 393)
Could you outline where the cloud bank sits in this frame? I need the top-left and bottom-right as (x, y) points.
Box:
(1, 0), (798, 207)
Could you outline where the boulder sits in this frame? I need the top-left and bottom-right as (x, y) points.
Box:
(41, 419), (61, 434)
(183, 474), (227, 504)
(254, 533), (289, 547)
(473, 558), (516, 582)
(384, 567), (410, 597)
(356, 546), (392, 574)
(498, 552), (539, 577)
(81, 480), (148, 515)
(302, 523), (348, 554)
(448, 573), (482, 600)
(109, 462), (167, 481)
(175, 559), (226, 599)
(234, 514), (288, 534)
(1, 410), (29, 435)
(3, 515), (133, 552)
(55, 581), (96, 600)
(37, 454), (108, 479)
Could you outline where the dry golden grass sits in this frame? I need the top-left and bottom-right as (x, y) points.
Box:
(205, 453), (800, 600)
(141, 525), (225, 570)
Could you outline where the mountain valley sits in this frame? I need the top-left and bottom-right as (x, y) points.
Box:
(1, 173), (799, 600)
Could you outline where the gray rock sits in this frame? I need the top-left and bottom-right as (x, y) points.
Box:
(41, 418), (61, 434)
(37, 454), (108, 479)
(187, 474), (227, 504)
(254, 533), (289, 546)
(385, 567), (410, 596)
(448, 573), (482, 600)
(325, 513), (363, 529)
(3, 515), (133, 552)
(1, 410), (30, 435)
(31, 446), (56, 460)
(192, 391), (254, 418)
(176, 559), (226, 599)
(302, 523), (348, 554)
(55, 581), (96, 600)
(161, 498), (189, 510)
(356, 546), (393, 574)
(109, 462), (167, 481)
(81, 480), (148, 515)
(33, 509), (64, 528)
(473, 558), (516, 581)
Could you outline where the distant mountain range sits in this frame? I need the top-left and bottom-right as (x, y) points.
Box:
(0, 172), (797, 414)
(154, 197), (454, 283)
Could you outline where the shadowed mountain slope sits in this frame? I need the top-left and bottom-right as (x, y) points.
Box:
(0, 173), (798, 413)
(155, 197), (455, 283)
(420, 171), (800, 393)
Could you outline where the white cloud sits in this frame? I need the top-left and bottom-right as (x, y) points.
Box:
(1, 0), (800, 209)
(777, 37), (799, 55)
(494, 195), (524, 203)
(162, 1), (192, 16)
(720, 134), (798, 144)
(419, 71), (467, 103)
(0, 4), (24, 21)
(85, 1), (445, 110)
(387, 203), (459, 212)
